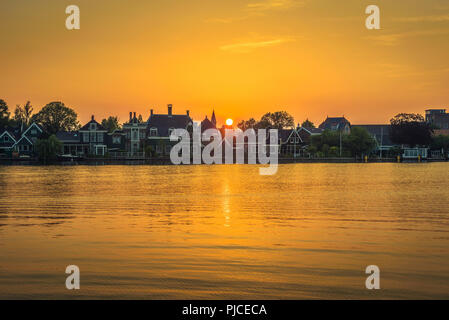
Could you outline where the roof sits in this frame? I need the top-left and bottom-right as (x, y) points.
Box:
(201, 116), (216, 132)
(319, 117), (351, 130)
(352, 125), (393, 146)
(55, 131), (81, 143)
(298, 127), (323, 135)
(79, 116), (106, 131)
(147, 114), (192, 136)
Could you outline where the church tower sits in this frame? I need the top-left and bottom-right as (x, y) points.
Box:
(211, 110), (217, 127)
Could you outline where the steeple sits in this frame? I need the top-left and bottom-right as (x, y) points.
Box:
(211, 110), (216, 126)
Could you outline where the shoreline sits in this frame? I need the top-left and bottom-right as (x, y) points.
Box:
(0, 157), (448, 166)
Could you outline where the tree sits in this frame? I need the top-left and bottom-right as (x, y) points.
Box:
(390, 113), (433, 147)
(301, 119), (315, 128)
(431, 135), (449, 154)
(237, 118), (257, 131)
(36, 135), (62, 162)
(32, 102), (80, 134)
(258, 111), (294, 129)
(0, 99), (10, 128)
(14, 101), (34, 126)
(344, 126), (376, 157)
(101, 116), (121, 133)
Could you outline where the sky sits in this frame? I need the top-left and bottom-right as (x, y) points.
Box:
(1, 0), (449, 126)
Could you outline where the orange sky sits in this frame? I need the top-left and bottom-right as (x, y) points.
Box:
(1, 0), (449, 126)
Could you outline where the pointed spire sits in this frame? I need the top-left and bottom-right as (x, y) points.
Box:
(211, 110), (216, 126)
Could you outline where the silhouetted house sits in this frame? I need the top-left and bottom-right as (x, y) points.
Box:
(78, 115), (108, 156)
(426, 109), (449, 130)
(319, 116), (351, 134)
(106, 130), (126, 153)
(0, 122), (43, 157)
(201, 112), (217, 133)
(297, 126), (323, 144)
(146, 104), (193, 155)
(279, 126), (323, 156)
(56, 131), (88, 156)
(123, 112), (147, 155)
(279, 128), (301, 155)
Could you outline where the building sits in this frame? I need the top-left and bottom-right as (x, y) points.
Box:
(425, 109), (449, 129)
(123, 112), (147, 156)
(78, 115), (108, 156)
(279, 126), (323, 156)
(56, 131), (88, 156)
(146, 104), (193, 155)
(0, 122), (43, 157)
(319, 116), (351, 134)
(106, 130), (126, 154)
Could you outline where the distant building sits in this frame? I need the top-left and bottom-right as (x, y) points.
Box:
(319, 116), (351, 134)
(78, 115), (108, 156)
(146, 104), (193, 155)
(425, 109), (449, 129)
(123, 112), (147, 155)
(279, 125), (323, 156)
(0, 122), (43, 157)
(201, 111), (217, 133)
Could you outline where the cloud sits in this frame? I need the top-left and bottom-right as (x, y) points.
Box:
(246, 0), (305, 12)
(365, 29), (449, 46)
(206, 0), (306, 24)
(394, 14), (449, 23)
(220, 38), (295, 53)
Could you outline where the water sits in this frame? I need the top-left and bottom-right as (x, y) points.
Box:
(0, 163), (448, 299)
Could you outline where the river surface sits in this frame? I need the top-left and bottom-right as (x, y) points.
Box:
(0, 163), (448, 299)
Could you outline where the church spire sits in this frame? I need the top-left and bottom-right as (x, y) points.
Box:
(211, 110), (216, 126)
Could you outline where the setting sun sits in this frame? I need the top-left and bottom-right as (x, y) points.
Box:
(226, 118), (233, 126)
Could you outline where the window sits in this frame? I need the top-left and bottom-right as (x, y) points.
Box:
(4, 136), (9, 142)
(90, 123), (97, 130)
(150, 128), (158, 137)
(139, 130), (145, 139)
(90, 132), (96, 142)
(31, 129), (37, 135)
(112, 136), (121, 144)
(132, 129), (138, 140)
(168, 128), (175, 136)
(165, 145), (172, 153)
(156, 145), (161, 153)
(97, 133), (103, 143)
(83, 132), (89, 142)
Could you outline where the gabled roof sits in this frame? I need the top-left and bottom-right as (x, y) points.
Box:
(79, 116), (107, 131)
(201, 116), (216, 132)
(14, 135), (33, 146)
(319, 117), (351, 130)
(298, 127), (323, 135)
(22, 122), (43, 136)
(147, 114), (192, 136)
(0, 129), (18, 142)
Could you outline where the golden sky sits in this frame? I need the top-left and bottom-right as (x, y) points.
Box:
(1, 0), (449, 126)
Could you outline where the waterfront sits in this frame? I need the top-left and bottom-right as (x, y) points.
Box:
(0, 163), (448, 299)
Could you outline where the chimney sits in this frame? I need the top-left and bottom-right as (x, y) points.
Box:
(129, 112), (132, 122)
(91, 115), (94, 121)
(186, 110), (190, 117)
(168, 104), (172, 116)
(150, 109), (153, 116)
(133, 112), (136, 120)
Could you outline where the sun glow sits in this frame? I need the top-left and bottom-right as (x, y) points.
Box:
(226, 118), (233, 126)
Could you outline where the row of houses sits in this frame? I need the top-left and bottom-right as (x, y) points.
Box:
(1, 105), (449, 159)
